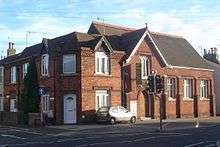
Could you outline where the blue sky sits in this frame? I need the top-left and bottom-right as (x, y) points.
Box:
(0, 0), (220, 56)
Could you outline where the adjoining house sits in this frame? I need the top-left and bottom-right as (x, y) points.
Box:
(0, 21), (215, 124)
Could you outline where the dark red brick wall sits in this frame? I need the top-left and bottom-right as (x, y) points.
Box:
(124, 39), (215, 119)
(80, 48), (124, 122)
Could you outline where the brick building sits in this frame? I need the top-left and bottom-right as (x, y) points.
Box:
(0, 21), (215, 124)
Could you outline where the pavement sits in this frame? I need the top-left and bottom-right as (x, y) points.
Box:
(0, 117), (219, 147)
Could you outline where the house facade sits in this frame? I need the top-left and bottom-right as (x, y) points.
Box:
(0, 21), (215, 124)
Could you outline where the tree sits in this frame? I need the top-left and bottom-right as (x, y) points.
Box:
(21, 59), (39, 124)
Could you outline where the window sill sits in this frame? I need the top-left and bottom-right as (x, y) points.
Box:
(168, 97), (176, 101)
(94, 73), (111, 77)
(61, 73), (78, 77)
(200, 97), (210, 101)
(183, 97), (194, 101)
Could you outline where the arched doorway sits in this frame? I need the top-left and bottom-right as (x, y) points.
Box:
(143, 90), (154, 118)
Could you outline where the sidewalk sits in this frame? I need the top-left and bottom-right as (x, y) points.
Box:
(47, 116), (220, 132)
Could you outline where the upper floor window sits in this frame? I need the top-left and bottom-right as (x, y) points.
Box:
(95, 52), (109, 75)
(167, 78), (175, 98)
(41, 54), (49, 76)
(200, 80), (208, 98)
(140, 56), (150, 79)
(0, 67), (3, 84)
(11, 66), (16, 83)
(183, 79), (193, 99)
(63, 54), (76, 74)
(23, 62), (29, 79)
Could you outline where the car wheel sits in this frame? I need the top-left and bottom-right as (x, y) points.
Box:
(130, 116), (136, 124)
(110, 117), (116, 124)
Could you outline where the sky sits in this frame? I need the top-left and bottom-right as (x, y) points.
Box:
(0, 0), (220, 56)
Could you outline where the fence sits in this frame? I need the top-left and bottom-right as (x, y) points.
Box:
(0, 111), (24, 125)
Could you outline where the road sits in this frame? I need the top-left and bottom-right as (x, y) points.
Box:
(0, 120), (220, 147)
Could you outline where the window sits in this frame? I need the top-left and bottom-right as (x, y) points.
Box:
(23, 62), (29, 79)
(11, 66), (16, 83)
(200, 80), (208, 98)
(41, 95), (49, 112)
(184, 79), (193, 99)
(0, 97), (3, 111)
(63, 54), (76, 74)
(167, 78), (175, 98)
(95, 90), (110, 110)
(140, 56), (150, 79)
(10, 98), (17, 112)
(41, 54), (49, 76)
(0, 67), (3, 84)
(95, 52), (109, 74)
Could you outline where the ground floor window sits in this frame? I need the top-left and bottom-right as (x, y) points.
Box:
(10, 98), (17, 112)
(0, 97), (3, 111)
(200, 80), (208, 98)
(41, 95), (50, 112)
(95, 90), (110, 110)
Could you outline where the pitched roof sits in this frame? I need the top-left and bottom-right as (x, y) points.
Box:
(88, 21), (134, 35)
(150, 32), (212, 69)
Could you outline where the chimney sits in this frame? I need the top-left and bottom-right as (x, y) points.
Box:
(7, 42), (16, 57)
(8, 42), (11, 49)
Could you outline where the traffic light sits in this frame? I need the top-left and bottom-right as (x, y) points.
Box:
(155, 75), (164, 94)
(147, 75), (155, 93)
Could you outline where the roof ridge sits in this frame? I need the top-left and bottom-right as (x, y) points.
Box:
(92, 21), (136, 31)
(150, 31), (183, 38)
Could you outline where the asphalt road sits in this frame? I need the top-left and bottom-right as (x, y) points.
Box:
(0, 121), (220, 147)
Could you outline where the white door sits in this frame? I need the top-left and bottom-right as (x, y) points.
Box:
(130, 100), (137, 116)
(64, 94), (76, 124)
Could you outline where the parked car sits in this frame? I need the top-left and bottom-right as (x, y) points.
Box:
(96, 106), (136, 124)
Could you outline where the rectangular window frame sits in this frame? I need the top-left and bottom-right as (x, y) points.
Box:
(95, 90), (110, 110)
(0, 97), (3, 111)
(167, 78), (175, 100)
(183, 79), (193, 100)
(63, 54), (76, 74)
(0, 66), (3, 84)
(200, 80), (208, 99)
(41, 94), (50, 112)
(11, 66), (16, 84)
(10, 98), (17, 112)
(41, 54), (49, 76)
(140, 56), (150, 79)
(95, 52), (109, 75)
(23, 62), (29, 79)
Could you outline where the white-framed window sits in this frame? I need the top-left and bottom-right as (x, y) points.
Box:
(184, 79), (193, 99)
(140, 56), (150, 79)
(0, 97), (3, 111)
(23, 62), (29, 79)
(63, 54), (76, 74)
(167, 78), (175, 98)
(0, 66), (3, 84)
(10, 98), (17, 112)
(200, 80), (208, 98)
(41, 54), (49, 76)
(41, 94), (49, 112)
(95, 90), (110, 110)
(95, 52), (109, 74)
(11, 66), (16, 83)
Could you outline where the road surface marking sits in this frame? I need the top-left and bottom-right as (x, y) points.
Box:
(1, 134), (26, 140)
(184, 142), (204, 147)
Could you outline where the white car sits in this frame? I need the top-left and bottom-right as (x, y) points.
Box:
(96, 106), (136, 124)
